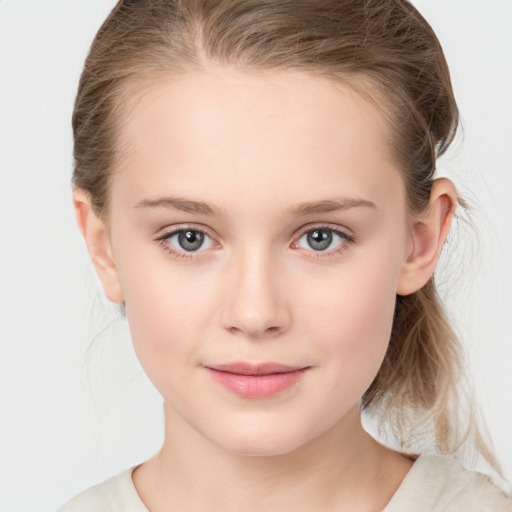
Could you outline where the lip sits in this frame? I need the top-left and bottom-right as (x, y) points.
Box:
(204, 362), (310, 399)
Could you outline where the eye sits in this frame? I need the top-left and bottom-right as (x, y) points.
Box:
(296, 227), (352, 253)
(162, 228), (214, 253)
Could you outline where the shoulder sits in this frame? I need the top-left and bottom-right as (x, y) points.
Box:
(385, 454), (512, 512)
(55, 467), (148, 512)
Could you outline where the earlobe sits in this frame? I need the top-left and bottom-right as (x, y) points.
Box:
(397, 178), (457, 296)
(73, 189), (124, 303)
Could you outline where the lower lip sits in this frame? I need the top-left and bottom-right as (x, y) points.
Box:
(205, 368), (309, 399)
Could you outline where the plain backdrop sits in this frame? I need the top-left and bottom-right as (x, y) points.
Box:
(0, 1), (511, 510)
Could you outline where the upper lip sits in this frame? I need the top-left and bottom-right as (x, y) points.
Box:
(205, 362), (308, 376)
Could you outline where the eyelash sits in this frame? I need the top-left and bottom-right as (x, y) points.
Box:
(155, 225), (214, 261)
(294, 225), (355, 259)
(154, 224), (355, 261)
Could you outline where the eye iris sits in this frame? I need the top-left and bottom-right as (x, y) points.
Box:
(307, 230), (332, 251)
(178, 230), (204, 251)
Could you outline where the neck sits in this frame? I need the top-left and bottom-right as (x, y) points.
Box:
(133, 403), (412, 512)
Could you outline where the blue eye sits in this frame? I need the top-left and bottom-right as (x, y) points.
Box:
(296, 228), (349, 252)
(166, 229), (213, 252)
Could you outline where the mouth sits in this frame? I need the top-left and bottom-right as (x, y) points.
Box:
(204, 362), (311, 399)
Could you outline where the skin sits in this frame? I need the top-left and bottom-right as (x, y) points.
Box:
(74, 67), (457, 511)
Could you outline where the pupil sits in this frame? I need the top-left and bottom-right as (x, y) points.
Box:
(179, 230), (204, 251)
(308, 230), (332, 251)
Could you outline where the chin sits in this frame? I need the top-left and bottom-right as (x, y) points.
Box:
(200, 413), (329, 458)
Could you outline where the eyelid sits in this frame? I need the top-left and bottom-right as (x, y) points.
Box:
(154, 223), (217, 241)
(292, 223), (354, 243)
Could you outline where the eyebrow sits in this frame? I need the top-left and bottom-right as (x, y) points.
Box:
(135, 197), (220, 216)
(289, 198), (377, 216)
(134, 196), (376, 216)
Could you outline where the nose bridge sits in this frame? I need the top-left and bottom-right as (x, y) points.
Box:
(221, 242), (290, 338)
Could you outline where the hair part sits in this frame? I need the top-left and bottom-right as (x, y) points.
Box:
(73, 0), (499, 474)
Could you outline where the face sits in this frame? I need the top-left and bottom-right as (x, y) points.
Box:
(101, 68), (416, 456)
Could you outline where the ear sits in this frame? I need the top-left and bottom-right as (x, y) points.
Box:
(73, 189), (124, 303)
(397, 178), (457, 296)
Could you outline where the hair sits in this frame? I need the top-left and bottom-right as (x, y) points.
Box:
(72, 0), (500, 473)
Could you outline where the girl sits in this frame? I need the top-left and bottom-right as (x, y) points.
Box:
(56, 0), (511, 510)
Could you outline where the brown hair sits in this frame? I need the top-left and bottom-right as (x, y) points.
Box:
(73, 0), (499, 472)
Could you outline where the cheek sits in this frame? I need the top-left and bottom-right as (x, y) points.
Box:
(299, 252), (400, 391)
(118, 258), (209, 389)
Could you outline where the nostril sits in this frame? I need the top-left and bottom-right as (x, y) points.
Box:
(226, 324), (283, 338)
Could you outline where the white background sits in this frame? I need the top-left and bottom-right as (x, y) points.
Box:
(0, 1), (511, 510)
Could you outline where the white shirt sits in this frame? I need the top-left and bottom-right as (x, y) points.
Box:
(56, 454), (511, 511)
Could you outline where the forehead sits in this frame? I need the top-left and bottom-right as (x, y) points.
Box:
(112, 67), (404, 213)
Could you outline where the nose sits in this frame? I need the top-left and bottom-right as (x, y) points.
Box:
(220, 248), (291, 339)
